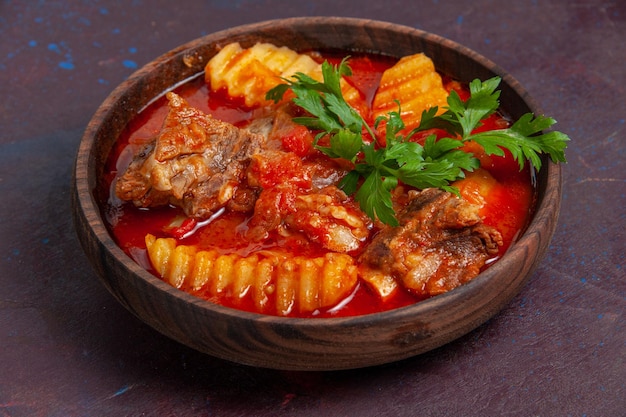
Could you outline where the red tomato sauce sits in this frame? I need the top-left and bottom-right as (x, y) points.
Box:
(100, 53), (535, 318)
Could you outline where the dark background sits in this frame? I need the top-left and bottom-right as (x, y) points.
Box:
(1, 1), (624, 416)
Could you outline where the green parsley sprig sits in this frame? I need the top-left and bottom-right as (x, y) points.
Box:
(266, 59), (569, 226)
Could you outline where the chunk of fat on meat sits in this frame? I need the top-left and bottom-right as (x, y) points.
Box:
(358, 268), (399, 301)
(401, 251), (442, 292)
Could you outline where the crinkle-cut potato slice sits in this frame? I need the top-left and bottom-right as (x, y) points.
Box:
(144, 234), (358, 316)
(205, 42), (364, 111)
(144, 234), (191, 288)
(372, 53), (449, 132)
(206, 42), (321, 107)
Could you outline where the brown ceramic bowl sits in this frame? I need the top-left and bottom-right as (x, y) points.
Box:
(72, 17), (562, 371)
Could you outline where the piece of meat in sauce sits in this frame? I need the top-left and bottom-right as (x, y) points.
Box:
(115, 92), (266, 218)
(245, 150), (370, 253)
(243, 184), (372, 253)
(358, 188), (503, 298)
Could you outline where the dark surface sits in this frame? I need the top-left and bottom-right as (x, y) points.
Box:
(1, 1), (623, 416)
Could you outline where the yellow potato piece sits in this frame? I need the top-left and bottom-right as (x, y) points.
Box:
(144, 234), (359, 316)
(210, 253), (236, 296)
(165, 244), (196, 289)
(298, 258), (322, 313)
(206, 42), (320, 107)
(232, 254), (258, 300)
(189, 249), (218, 291)
(276, 258), (299, 316)
(372, 53), (449, 130)
(252, 257), (277, 312)
(145, 234), (176, 279)
(452, 168), (498, 209)
(205, 41), (363, 111)
(321, 253), (358, 307)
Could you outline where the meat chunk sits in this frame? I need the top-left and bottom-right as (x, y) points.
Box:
(358, 188), (503, 299)
(113, 141), (171, 208)
(115, 92), (266, 219)
(284, 186), (372, 253)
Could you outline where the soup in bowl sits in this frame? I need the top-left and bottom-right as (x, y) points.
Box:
(72, 17), (564, 370)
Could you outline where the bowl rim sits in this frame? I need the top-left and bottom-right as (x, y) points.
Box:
(74, 17), (562, 330)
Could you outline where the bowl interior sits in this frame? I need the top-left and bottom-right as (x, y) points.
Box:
(72, 17), (561, 370)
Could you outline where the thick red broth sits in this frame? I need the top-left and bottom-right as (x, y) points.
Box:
(100, 53), (535, 318)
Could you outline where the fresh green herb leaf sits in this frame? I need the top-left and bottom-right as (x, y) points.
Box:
(339, 169), (360, 196)
(265, 60), (570, 226)
(265, 83), (291, 103)
(316, 128), (362, 161)
(355, 168), (399, 227)
(466, 112), (569, 170)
